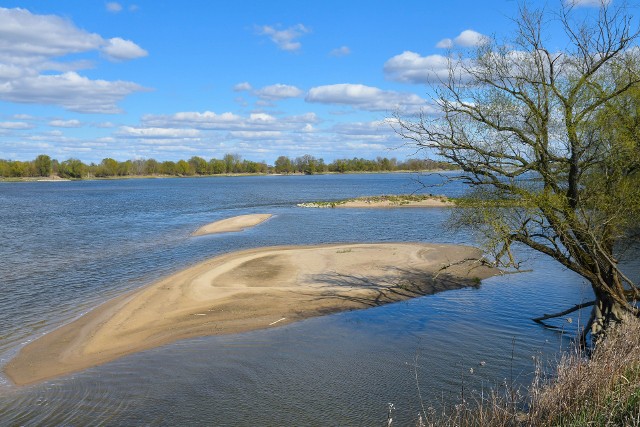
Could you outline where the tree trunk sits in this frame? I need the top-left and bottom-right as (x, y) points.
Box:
(588, 287), (626, 343)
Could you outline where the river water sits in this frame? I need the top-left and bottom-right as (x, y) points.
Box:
(0, 173), (595, 425)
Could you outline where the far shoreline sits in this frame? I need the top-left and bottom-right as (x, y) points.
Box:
(0, 169), (460, 183)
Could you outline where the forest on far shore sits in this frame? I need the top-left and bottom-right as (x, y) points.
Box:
(0, 154), (458, 179)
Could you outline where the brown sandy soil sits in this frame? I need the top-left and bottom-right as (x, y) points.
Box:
(191, 213), (272, 236)
(4, 242), (498, 386)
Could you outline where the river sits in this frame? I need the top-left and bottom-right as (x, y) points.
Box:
(0, 173), (593, 425)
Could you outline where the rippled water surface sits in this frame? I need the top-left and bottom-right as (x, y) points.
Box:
(0, 174), (595, 425)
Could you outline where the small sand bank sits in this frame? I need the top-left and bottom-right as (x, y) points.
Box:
(4, 242), (498, 386)
(192, 214), (272, 236)
(298, 194), (454, 209)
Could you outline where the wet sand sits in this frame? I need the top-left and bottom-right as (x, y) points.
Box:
(192, 214), (272, 236)
(4, 242), (498, 386)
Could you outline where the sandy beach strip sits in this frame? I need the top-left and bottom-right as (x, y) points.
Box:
(4, 242), (498, 386)
(192, 213), (272, 236)
(336, 199), (452, 208)
(298, 195), (454, 209)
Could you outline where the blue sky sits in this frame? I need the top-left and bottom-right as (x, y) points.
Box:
(0, 0), (609, 163)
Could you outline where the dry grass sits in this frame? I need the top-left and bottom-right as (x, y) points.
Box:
(528, 316), (640, 426)
(410, 316), (640, 427)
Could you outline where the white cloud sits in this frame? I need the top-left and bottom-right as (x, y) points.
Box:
(254, 83), (302, 100)
(95, 121), (116, 128)
(0, 71), (147, 113)
(256, 24), (310, 52)
(102, 37), (148, 61)
(141, 111), (318, 131)
(106, 2), (123, 13)
(345, 142), (387, 150)
(117, 126), (201, 139)
(234, 81), (252, 92)
(0, 7), (148, 113)
(0, 8), (104, 62)
(330, 120), (401, 143)
(330, 46), (351, 57)
(0, 64), (27, 80)
(384, 51), (453, 84)
(435, 38), (454, 49)
(305, 83), (427, 112)
(0, 121), (33, 129)
(49, 119), (82, 128)
(454, 30), (489, 47)
(228, 130), (284, 140)
(564, 0), (610, 6)
(436, 29), (489, 49)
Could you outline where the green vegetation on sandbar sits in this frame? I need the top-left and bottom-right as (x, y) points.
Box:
(0, 153), (457, 181)
(297, 194), (453, 208)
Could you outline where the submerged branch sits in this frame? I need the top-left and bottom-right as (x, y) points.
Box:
(532, 300), (596, 326)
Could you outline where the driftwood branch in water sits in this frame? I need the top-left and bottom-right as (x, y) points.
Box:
(532, 301), (595, 328)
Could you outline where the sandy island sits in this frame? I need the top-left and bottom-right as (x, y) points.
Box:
(4, 242), (498, 386)
(298, 195), (454, 209)
(192, 214), (272, 236)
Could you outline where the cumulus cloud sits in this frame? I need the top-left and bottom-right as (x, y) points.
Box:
(0, 121), (34, 130)
(0, 7), (148, 113)
(116, 126), (201, 139)
(0, 8), (104, 63)
(95, 121), (116, 128)
(384, 51), (456, 84)
(435, 38), (454, 49)
(102, 37), (148, 61)
(256, 24), (310, 52)
(436, 29), (489, 49)
(106, 2), (123, 13)
(233, 81), (252, 92)
(330, 120), (401, 142)
(0, 71), (147, 113)
(254, 83), (302, 100)
(141, 110), (319, 131)
(49, 119), (82, 128)
(455, 30), (490, 47)
(228, 130), (284, 140)
(330, 46), (351, 57)
(305, 83), (427, 112)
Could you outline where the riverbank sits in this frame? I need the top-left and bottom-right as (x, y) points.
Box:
(4, 242), (498, 386)
(420, 316), (640, 426)
(0, 169), (459, 183)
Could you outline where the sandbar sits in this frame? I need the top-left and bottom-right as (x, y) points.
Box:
(298, 195), (454, 209)
(4, 242), (498, 386)
(192, 213), (272, 236)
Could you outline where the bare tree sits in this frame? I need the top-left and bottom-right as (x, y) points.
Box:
(395, 2), (640, 342)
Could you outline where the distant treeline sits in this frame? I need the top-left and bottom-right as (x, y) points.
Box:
(0, 154), (457, 179)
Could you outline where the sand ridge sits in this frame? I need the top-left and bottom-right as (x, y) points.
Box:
(4, 242), (498, 386)
(191, 214), (273, 236)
